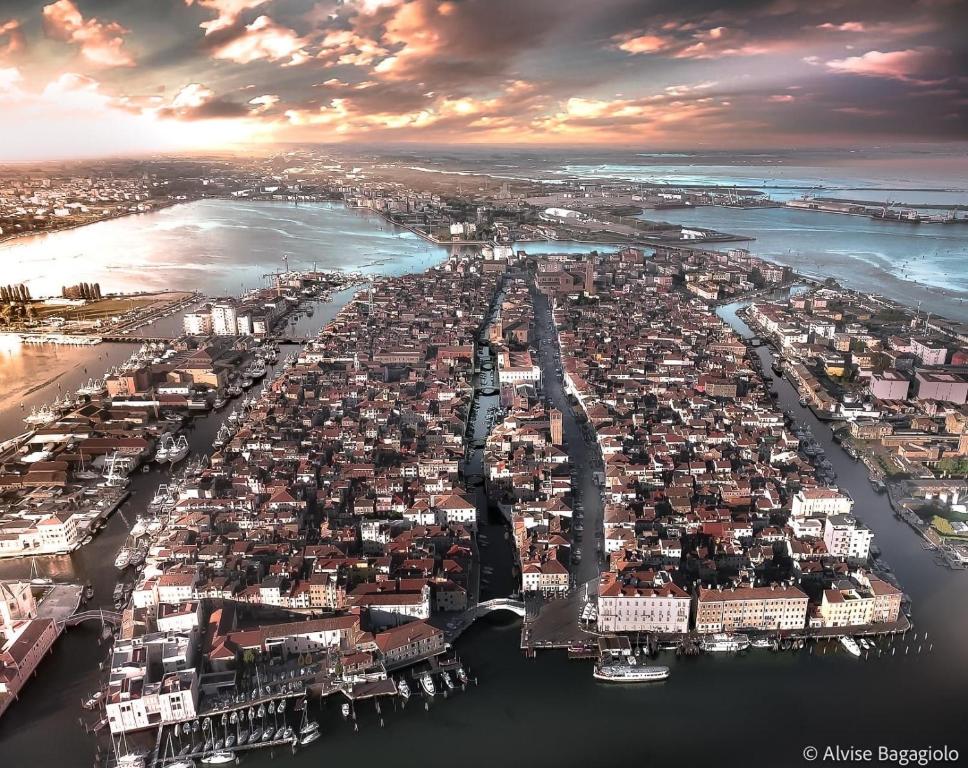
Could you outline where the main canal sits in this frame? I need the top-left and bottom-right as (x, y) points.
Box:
(1, 216), (967, 766)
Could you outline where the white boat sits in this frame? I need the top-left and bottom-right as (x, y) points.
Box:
(397, 678), (410, 700)
(593, 663), (670, 683)
(155, 436), (172, 463)
(443, 671), (455, 690)
(168, 436), (189, 464)
(840, 636), (862, 657)
(701, 633), (751, 652)
(340, 702), (350, 718)
(167, 761), (195, 768)
(750, 637), (772, 649)
(130, 518), (148, 538)
(114, 548), (131, 569)
(300, 729), (320, 746)
(117, 754), (146, 768)
(200, 752), (235, 765)
(419, 673), (436, 696)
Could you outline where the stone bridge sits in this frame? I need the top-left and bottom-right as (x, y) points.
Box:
(64, 609), (122, 628)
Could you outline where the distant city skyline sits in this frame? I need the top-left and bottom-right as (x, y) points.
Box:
(0, 0), (966, 160)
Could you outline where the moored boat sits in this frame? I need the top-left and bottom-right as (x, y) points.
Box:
(701, 633), (751, 652)
(593, 663), (670, 682)
(839, 636), (862, 657)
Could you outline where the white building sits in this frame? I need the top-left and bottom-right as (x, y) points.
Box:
(823, 514), (873, 560)
(596, 574), (691, 633)
(791, 488), (853, 520)
(182, 311), (213, 336)
(210, 302), (239, 336)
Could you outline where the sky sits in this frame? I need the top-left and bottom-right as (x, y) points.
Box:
(0, 0), (966, 161)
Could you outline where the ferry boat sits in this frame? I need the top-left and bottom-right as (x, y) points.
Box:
(701, 633), (751, 652)
(420, 673), (436, 696)
(839, 636), (862, 657)
(593, 663), (670, 683)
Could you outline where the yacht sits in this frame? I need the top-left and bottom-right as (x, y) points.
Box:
(130, 518), (148, 538)
(839, 636), (862, 657)
(420, 673), (436, 696)
(593, 663), (670, 683)
(168, 436), (190, 464)
(701, 633), (751, 652)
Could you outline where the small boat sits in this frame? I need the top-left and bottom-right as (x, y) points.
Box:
(750, 637), (772, 649)
(340, 702), (350, 718)
(443, 671), (455, 690)
(840, 637), (862, 657)
(114, 548), (131, 570)
(397, 678), (410, 700)
(224, 736), (235, 748)
(167, 760), (195, 768)
(456, 667), (468, 685)
(420, 673), (436, 697)
(274, 727), (285, 741)
(200, 752), (235, 765)
(299, 729), (320, 746)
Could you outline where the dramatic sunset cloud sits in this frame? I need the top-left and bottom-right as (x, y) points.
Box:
(41, 0), (135, 67)
(0, 0), (965, 160)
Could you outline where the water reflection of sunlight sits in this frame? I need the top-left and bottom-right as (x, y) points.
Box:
(0, 333), (23, 353)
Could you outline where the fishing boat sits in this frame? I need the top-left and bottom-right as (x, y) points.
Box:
(593, 663), (670, 683)
(839, 636), (862, 657)
(168, 436), (190, 464)
(420, 673), (436, 696)
(155, 436), (172, 463)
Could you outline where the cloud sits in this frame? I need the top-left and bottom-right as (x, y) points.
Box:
(207, 15), (309, 65)
(0, 19), (25, 58)
(817, 21), (866, 33)
(0, 66), (22, 93)
(41, 0), (135, 67)
(613, 24), (778, 60)
(185, 0), (271, 34)
(826, 47), (951, 82)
